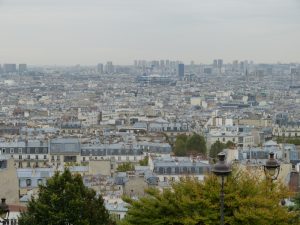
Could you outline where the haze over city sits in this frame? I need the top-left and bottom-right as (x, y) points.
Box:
(1, 1), (300, 224)
(0, 0), (300, 65)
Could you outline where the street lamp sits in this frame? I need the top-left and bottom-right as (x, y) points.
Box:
(0, 198), (10, 224)
(263, 152), (280, 181)
(212, 152), (232, 225)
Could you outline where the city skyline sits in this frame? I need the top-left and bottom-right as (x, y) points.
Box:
(0, 0), (299, 65)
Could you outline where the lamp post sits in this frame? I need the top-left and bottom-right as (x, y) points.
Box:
(0, 198), (10, 224)
(263, 152), (280, 181)
(212, 152), (232, 225)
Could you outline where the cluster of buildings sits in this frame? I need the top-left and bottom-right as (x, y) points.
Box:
(0, 60), (299, 223)
(0, 64), (27, 74)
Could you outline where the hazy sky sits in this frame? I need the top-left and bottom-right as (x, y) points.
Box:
(0, 0), (299, 65)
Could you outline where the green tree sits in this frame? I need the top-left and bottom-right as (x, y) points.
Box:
(210, 141), (227, 159)
(290, 192), (300, 211)
(276, 137), (300, 146)
(174, 138), (187, 156)
(173, 134), (207, 156)
(139, 156), (149, 166)
(19, 170), (114, 225)
(117, 162), (134, 172)
(225, 140), (235, 149)
(173, 134), (188, 156)
(120, 169), (299, 225)
(186, 134), (207, 156)
(210, 141), (236, 159)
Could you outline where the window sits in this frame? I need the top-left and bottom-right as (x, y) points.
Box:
(118, 156), (121, 161)
(158, 167), (164, 174)
(199, 167), (203, 174)
(38, 179), (43, 185)
(27, 162), (30, 168)
(191, 167), (196, 173)
(27, 155), (30, 159)
(83, 157), (85, 162)
(166, 167), (172, 174)
(26, 179), (32, 187)
(44, 155), (47, 160)
(35, 155), (38, 160)
(18, 148), (22, 154)
(64, 156), (76, 162)
(19, 155), (22, 160)
(51, 156), (54, 161)
(2, 148), (5, 154)
(10, 148), (14, 154)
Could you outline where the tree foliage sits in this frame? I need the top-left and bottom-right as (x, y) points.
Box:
(186, 134), (207, 156)
(139, 156), (149, 166)
(19, 170), (114, 225)
(290, 192), (300, 211)
(173, 134), (207, 156)
(276, 137), (300, 146)
(117, 162), (135, 172)
(120, 169), (299, 225)
(174, 134), (188, 156)
(210, 140), (235, 159)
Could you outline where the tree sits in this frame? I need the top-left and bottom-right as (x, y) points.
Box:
(186, 134), (207, 156)
(117, 162), (134, 172)
(276, 137), (300, 146)
(225, 140), (235, 149)
(139, 156), (149, 166)
(210, 141), (236, 159)
(173, 134), (207, 156)
(174, 138), (187, 156)
(290, 192), (300, 211)
(19, 170), (114, 225)
(210, 141), (227, 159)
(120, 169), (299, 225)
(173, 134), (188, 156)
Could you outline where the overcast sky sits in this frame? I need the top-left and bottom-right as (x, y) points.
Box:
(0, 0), (299, 65)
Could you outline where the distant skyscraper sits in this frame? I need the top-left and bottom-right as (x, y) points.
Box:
(166, 60), (170, 68)
(213, 59), (218, 68)
(178, 63), (184, 78)
(217, 59), (223, 69)
(3, 64), (17, 73)
(232, 60), (238, 71)
(97, 63), (104, 74)
(160, 60), (165, 69)
(105, 61), (114, 74)
(19, 64), (27, 73)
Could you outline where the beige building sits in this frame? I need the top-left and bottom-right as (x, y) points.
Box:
(0, 157), (19, 204)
